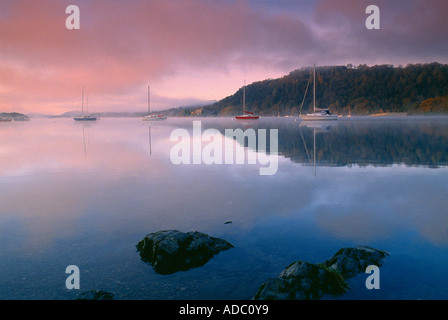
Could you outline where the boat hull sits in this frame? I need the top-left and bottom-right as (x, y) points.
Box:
(235, 115), (259, 120)
(299, 114), (338, 121)
(142, 115), (167, 121)
(74, 117), (98, 121)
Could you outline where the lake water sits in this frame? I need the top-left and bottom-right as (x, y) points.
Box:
(0, 116), (447, 300)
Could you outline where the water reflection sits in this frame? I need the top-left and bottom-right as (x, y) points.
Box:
(202, 117), (448, 168)
(148, 126), (152, 155)
(298, 122), (338, 175)
(79, 123), (94, 155)
(0, 117), (447, 299)
(1, 117), (447, 247)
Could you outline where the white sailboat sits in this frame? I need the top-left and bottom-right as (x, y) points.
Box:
(74, 87), (98, 121)
(299, 65), (338, 121)
(142, 86), (167, 121)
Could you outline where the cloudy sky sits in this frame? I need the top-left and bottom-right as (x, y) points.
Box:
(1, 0), (447, 115)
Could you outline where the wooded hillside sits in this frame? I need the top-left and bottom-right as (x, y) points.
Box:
(193, 62), (448, 116)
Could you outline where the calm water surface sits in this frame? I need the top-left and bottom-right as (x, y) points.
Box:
(0, 116), (447, 300)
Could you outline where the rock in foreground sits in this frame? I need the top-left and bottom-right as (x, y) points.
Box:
(254, 246), (389, 300)
(254, 261), (349, 300)
(324, 246), (390, 279)
(136, 230), (234, 274)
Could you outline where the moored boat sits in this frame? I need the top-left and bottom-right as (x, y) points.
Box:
(142, 86), (167, 121)
(235, 111), (259, 120)
(74, 87), (98, 121)
(235, 81), (259, 120)
(299, 65), (338, 121)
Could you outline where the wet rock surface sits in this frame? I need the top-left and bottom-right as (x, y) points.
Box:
(324, 246), (390, 279)
(254, 246), (389, 300)
(136, 230), (234, 274)
(254, 260), (349, 300)
(75, 290), (114, 300)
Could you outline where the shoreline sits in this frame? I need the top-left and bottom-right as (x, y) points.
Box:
(369, 112), (408, 117)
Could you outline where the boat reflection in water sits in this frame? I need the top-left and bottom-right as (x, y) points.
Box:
(299, 121), (339, 176)
(201, 116), (447, 168)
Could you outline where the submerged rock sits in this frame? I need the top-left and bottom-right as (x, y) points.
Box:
(254, 246), (389, 300)
(75, 290), (114, 300)
(136, 230), (234, 274)
(324, 246), (390, 279)
(254, 261), (349, 300)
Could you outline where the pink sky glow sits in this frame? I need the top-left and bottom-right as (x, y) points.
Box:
(1, 0), (447, 115)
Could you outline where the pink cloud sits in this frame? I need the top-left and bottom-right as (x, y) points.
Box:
(0, 0), (447, 114)
(0, 0), (313, 113)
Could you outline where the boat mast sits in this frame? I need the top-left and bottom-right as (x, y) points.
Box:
(148, 86), (151, 114)
(313, 64), (316, 113)
(81, 86), (84, 115)
(243, 80), (246, 112)
(86, 91), (89, 115)
(313, 127), (316, 176)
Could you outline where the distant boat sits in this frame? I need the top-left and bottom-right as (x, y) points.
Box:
(74, 87), (98, 121)
(299, 65), (338, 121)
(0, 118), (12, 122)
(14, 116), (30, 121)
(235, 81), (259, 120)
(142, 86), (167, 121)
(74, 115), (97, 121)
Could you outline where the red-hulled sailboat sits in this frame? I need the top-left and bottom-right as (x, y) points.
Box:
(235, 110), (259, 120)
(235, 81), (259, 120)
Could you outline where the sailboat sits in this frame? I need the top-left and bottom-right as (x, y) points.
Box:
(299, 65), (338, 121)
(235, 81), (259, 120)
(74, 87), (98, 121)
(142, 86), (167, 121)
